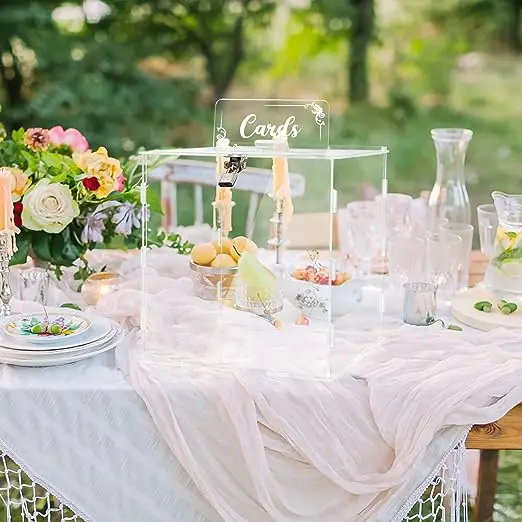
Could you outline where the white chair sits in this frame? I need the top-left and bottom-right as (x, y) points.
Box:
(150, 159), (306, 239)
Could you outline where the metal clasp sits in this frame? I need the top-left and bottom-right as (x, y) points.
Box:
(218, 155), (247, 187)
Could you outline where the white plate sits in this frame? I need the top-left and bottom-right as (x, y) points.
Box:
(0, 314), (112, 351)
(2, 313), (91, 343)
(0, 325), (119, 357)
(0, 324), (124, 367)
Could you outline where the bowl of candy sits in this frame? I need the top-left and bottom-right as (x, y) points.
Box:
(284, 262), (362, 319)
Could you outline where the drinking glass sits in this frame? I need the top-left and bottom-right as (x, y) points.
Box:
(388, 236), (426, 288)
(439, 223), (474, 292)
(18, 268), (50, 305)
(477, 204), (498, 258)
(345, 201), (381, 277)
(426, 232), (462, 301)
(375, 193), (413, 239)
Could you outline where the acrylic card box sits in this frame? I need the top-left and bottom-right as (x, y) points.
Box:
(139, 99), (389, 359)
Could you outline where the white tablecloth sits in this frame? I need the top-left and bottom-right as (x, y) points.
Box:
(0, 349), (220, 522)
(0, 245), (511, 522)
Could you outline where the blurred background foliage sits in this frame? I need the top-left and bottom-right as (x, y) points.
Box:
(2, 0), (522, 519)
(2, 0), (522, 206)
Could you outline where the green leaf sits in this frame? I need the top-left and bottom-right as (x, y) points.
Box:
(41, 152), (64, 168)
(50, 228), (84, 266)
(9, 233), (30, 266)
(493, 247), (522, 266)
(21, 150), (38, 172)
(12, 128), (25, 145)
(146, 185), (163, 215)
(61, 155), (81, 172)
(50, 172), (68, 184)
(32, 232), (53, 262)
(60, 303), (82, 311)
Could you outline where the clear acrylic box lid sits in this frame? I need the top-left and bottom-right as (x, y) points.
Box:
(139, 146), (388, 160)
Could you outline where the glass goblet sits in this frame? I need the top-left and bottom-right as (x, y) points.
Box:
(375, 193), (413, 239)
(388, 236), (426, 289)
(345, 201), (381, 277)
(426, 232), (462, 302)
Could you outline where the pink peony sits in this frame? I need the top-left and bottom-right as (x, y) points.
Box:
(49, 126), (89, 153)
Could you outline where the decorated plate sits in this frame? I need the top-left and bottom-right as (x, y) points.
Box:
(3, 313), (92, 344)
(0, 323), (123, 367)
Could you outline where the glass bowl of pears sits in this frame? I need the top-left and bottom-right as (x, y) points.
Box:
(189, 236), (257, 301)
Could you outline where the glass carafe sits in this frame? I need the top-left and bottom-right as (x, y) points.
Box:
(428, 129), (473, 231)
(484, 191), (522, 302)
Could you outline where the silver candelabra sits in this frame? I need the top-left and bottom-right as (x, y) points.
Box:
(268, 198), (286, 265)
(0, 232), (12, 316)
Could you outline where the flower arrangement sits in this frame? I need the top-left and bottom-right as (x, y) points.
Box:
(0, 123), (192, 280)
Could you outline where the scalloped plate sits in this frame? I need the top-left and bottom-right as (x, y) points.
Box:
(3, 313), (92, 344)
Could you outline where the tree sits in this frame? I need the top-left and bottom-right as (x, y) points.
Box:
(0, 0), (201, 154)
(304, 0), (376, 104)
(348, 0), (375, 103)
(102, 0), (276, 103)
(441, 0), (522, 54)
(0, 0), (63, 128)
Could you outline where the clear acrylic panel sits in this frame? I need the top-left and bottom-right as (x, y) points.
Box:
(214, 98), (330, 148)
(139, 99), (389, 375)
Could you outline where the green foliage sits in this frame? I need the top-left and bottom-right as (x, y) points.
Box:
(0, 1), (202, 156)
(98, 0), (276, 102)
(25, 38), (201, 156)
(148, 229), (194, 254)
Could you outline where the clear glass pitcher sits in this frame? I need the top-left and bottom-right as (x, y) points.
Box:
(484, 191), (522, 301)
(427, 128), (473, 231)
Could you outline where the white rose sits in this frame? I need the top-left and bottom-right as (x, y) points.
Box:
(21, 179), (80, 233)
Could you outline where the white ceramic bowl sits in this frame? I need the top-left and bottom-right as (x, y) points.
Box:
(284, 276), (363, 319)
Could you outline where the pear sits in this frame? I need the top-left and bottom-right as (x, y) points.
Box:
(238, 251), (279, 303)
(230, 236), (257, 261)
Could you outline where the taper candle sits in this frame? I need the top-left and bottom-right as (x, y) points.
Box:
(0, 168), (12, 231)
(271, 133), (293, 224)
(215, 139), (233, 237)
(0, 168), (17, 256)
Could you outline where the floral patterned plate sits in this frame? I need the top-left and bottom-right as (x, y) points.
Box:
(3, 313), (92, 344)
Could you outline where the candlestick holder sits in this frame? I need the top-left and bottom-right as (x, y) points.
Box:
(0, 232), (13, 317)
(267, 198), (286, 266)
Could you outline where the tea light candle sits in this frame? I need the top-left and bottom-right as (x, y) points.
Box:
(403, 282), (437, 326)
(81, 272), (120, 305)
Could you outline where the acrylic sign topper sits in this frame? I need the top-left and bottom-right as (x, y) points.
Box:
(213, 99), (330, 147)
